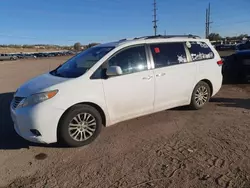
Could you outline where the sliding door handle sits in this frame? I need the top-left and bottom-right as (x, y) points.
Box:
(142, 75), (153, 80)
(156, 73), (166, 77)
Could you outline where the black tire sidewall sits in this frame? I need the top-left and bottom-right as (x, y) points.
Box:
(58, 105), (102, 147)
(190, 81), (211, 110)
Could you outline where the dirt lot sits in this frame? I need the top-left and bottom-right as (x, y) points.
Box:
(218, 50), (235, 57)
(0, 57), (250, 188)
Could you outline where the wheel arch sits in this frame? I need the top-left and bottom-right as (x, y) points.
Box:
(199, 79), (213, 96)
(57, 102), (107, 134)
(57, 102), (106, 146)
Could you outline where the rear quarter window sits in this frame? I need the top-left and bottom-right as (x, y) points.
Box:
(150, 42), (188, 68)
(187, 41), (214, 61)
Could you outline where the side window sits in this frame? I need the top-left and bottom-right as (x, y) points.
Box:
(150, 43), (188, 68)
(108, 45), (148, 75)
(187, 41), (214, 61)
(90, 45), (148, 79)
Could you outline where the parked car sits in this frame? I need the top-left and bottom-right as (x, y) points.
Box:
(236, 41), (250, 51)
(10, 35), (223, 147)
(24, 54), (37, 59)
(0, 54), (17, 61)
(215, 44), (236, 51)
(222, 50), (250, 83)
(40, 53), (52, 57)
(33, 53), (45, 58)
(15, 53), (25, 59)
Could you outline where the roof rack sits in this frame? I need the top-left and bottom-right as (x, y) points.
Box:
(118, 34), (201, 44)
(144, 34), (200, 39)
(118, 38), (128, 42)
(119, 37), (136, 42)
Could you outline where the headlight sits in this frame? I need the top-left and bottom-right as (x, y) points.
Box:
(18, 90), (58, 108)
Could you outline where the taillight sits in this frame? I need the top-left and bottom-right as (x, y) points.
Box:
(217, 60), (223, 65)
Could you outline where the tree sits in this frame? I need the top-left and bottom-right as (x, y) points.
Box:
(238, 34), (248, 40)
(87, 43), (100, 49)
(73, 42), (81, 51)
(208, 33), (222, 41)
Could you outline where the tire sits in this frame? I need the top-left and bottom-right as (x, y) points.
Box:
(189, 81), (211, 110)
(58, 104), (103, 147)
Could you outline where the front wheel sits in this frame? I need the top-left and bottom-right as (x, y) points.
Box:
(58, 104), (103, 147)
(189, 81), (211, 110)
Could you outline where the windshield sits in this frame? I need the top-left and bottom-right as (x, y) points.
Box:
(50, 46), (114, 78)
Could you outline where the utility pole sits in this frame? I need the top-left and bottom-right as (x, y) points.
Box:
(205, 8), (208, 38)
(152, 0), (158, 36)
(205, 3), (212, 39)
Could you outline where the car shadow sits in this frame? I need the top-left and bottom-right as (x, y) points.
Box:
(0, 92), (63, 150)
(210, 97), (250, 110)
(169, 106), (192, 111)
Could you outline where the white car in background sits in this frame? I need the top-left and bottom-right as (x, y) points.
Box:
(10, 35), (223, 147)
(0, 54), (17, 61)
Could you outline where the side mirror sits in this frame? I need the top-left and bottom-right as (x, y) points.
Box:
(106, 66), (123, 77)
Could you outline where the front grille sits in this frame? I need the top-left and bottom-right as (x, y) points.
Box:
(12, 97), (25, 109)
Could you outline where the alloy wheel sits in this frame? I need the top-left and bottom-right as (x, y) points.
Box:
(68, 113), (97, 142)
(194, 86), (209, 106)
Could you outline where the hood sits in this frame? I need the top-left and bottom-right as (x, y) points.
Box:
(15, 73), (70, 97)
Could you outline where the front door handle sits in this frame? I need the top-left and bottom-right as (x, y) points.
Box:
(142, 75), (153, 80)
(156, 73), (166, 77)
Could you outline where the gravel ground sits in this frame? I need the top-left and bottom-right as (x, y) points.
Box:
(0, 57), (250, 188)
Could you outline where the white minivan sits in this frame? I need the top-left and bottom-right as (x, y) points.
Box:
(10, 35), (223, 147)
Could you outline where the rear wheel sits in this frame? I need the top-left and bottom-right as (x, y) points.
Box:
(189, 81), (211, 110)
(58, 104), (102, 147)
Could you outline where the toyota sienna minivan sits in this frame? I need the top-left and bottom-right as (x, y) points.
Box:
(10, 35), (223, 147)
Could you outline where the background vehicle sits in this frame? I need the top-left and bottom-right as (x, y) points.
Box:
(0, 54), (17, 61)
(236, 41), (250, 51)
(11, 35), (223, 147)
(222, 50), (250, 83)
(215, 44), (236, 51)
(16, 53), (26, 59)
(24, 54), (37, 59)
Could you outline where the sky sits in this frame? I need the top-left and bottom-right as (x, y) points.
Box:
(0, 0), (250, 45)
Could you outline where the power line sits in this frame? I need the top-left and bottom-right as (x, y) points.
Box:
(152, 0), (158, 36)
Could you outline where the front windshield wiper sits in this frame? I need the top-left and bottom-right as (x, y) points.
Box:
(50, 64), (65, 77)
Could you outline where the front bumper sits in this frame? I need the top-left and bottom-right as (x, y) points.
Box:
(10, 101), (65, 144)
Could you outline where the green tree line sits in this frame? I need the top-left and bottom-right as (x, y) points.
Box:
(208, 33), (249, 41)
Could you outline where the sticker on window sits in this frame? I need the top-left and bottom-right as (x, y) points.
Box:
(177, 55), (188, 63)
(154, 47), (160, 53)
